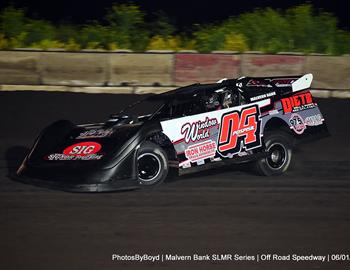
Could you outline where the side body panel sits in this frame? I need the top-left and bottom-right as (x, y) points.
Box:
(161, 99), (269, 169)
(161, 90), (327, 170)
(261, 91), (326, 135)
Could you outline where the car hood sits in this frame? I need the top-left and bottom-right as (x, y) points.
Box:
(29, 122), (144, 166)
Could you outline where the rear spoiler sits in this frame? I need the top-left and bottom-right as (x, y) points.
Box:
(291, 74), (313, 92)
(236, 74), (313, 97)
(215, 74), (313, 102)
(217, 74), (313, 93)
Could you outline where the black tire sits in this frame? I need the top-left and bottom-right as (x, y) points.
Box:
(137, 142), (169, 186)
(254, 131), (294, 176)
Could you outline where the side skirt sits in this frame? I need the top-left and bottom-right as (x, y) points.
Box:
(178, 152), (268, 176)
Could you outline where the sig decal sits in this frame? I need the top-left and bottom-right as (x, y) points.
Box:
(281, 92), (315, 114)
(218, 105), (261, 158)
(46, 142), (103, 161)
(63, 142), (101, 156)
(289, 114), (306, 134)
(184, 140), (217, 162)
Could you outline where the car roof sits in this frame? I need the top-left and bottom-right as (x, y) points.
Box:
(149, 81), (236, 102)
(147, 74), (302, 104)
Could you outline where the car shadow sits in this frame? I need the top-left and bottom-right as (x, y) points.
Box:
(165, 162), (254, 184)
(4, 146), (256, 191)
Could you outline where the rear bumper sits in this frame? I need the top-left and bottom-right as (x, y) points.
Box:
(11, 174), (139, 192)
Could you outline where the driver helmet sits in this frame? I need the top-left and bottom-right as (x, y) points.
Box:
(205, 92), (221, 110)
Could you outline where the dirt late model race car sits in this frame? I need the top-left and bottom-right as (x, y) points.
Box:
(14, 74), (329, 192)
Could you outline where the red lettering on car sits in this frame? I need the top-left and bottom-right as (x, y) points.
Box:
(281, 92), (314, 114)
(63, 142), (101, 156)
(218, 105), (261, 157)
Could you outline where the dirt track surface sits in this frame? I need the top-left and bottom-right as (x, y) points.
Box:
(0, 91), (349, 270)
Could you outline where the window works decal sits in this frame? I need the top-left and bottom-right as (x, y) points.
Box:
(281, 92), (315, 114)
(218, 105), (261, 158)
(181, 117), (218, 143)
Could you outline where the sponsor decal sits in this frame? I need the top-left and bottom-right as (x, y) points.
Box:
(304, 114), (324, 126)
(281, 92), (315, 114)
(289, 114), (306, 134)
(268, 109), (279, 115)
(181, 117), (218, 143)
(250, 91), (276, 102)
(238, 151), (249, 157)
(179, 160), (191, 169)
(272, 78), (296, 86)
(247, 78), (296, 87)
(63, 142), (101, 156)
(76, 128), (113, 139)
(196, 160), (205, 166)
(247, 79), (268, 87)
(47, 153), (103, 161)
(184, 140), (217, 162)
(218, 105), (261, 158)
(46, 142), (103, 161)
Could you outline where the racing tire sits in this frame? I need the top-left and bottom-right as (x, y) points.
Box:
(253, 131), (294, 176)
(137, 142), (169, 186)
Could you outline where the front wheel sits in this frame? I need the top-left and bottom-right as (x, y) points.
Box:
(137, 142), (169, 186)
(253, 131), (294, 176)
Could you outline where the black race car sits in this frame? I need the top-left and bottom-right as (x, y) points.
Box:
(13, 74), (329, 192)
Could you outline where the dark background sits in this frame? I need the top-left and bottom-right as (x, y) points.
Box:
(0, 0), (349, 30)
(0, 92), (349, 269)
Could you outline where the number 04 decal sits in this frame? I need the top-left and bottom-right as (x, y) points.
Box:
(218, 105), (262, 157)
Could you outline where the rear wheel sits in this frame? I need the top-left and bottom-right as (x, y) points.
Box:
(137, 142), (168, 186)
(254, 131), (293, 176)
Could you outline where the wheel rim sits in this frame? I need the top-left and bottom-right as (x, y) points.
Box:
(266, 143), (287, 169)
(137, 153), (161, 182)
